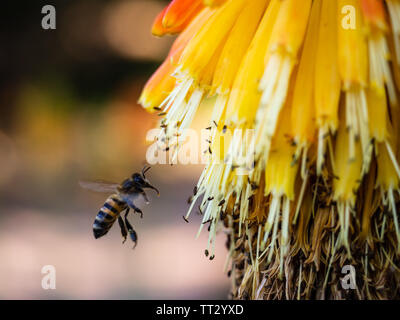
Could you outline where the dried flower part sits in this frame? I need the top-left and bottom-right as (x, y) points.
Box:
(140, 0), (400, 300)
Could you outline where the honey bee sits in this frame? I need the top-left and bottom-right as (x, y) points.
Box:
(79, 166), (159, 248)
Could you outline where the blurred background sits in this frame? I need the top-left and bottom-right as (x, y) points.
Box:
(0, 0), (230, 299)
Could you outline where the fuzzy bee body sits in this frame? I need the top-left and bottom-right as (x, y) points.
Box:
(93, 194), (127, 239)
(80, 166), (159, 248)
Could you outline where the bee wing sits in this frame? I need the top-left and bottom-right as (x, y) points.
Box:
(79, 181), (120, 193)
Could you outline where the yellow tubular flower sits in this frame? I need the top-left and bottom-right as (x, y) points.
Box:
(140, 0), (400, 300)
(333, 124), (364, 198)
(156, 1), (251, 151)
(333, 110), (363, 254)
(208, 0), (270, 130)
(376, 115), (400, 251)
(377, 139), (399, 192)
(178, 0), (246, 79)
(161, 0), (204, 29)
(387, 0), (400, 66)
(212, 0), (270, 96)
(218, 0), (281, 235)
(265, 115), (298, 201)
(140, 8), (214, 111)
(255, 0), (312, 166)
(338, 0), (369, 87)
(338, 0), (370, 166)
(203, 0), (227, 7)
(362, 0), (396, 103)
(290, 0), (321, 166)
(138, 60), (176, 113)
(315, 0), (341, 175)
(264, 101), (299, 267)
(367, 88), (388, 142)
(152, 0), (204, 36)
(225, 0), (280, 127)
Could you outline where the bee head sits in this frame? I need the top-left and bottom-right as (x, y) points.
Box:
(132, 173), (145, 185)
(131, 167), (160, 195)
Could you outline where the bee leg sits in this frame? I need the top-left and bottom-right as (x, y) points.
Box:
(118, 216), (127, 244)
(126, 200), (144, 219)
(135, 208), (143, 219)
(124, 210), (138, 249)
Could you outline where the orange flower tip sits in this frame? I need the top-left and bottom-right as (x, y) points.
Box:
(151, 27), (181, 37)
(151, 27), (165, 37)
(161, 0), (204, 29)
(151, 8), (187, 36)
(162, 15), (179, 30)
(151, 6), (168, 37)
(361, 0), (387, 31)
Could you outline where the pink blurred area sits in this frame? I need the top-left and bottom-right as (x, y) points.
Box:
(0, 209), (229, 299)
(0, 0), (230, 299)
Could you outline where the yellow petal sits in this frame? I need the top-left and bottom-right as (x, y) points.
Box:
(290, 0), (322, 146)
(314, 0), (341, 132)
(225, 0), (281, 126)
(212, 0), (270, 95)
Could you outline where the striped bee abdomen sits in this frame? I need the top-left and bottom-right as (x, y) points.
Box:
(93, 194), (127, 239)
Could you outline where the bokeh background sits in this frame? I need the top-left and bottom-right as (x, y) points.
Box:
(0, 0), (230, 299)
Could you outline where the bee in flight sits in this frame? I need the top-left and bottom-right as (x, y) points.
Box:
(79, 166), (159, 248)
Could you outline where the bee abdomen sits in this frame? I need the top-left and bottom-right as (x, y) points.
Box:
(93, 195), (126, 239)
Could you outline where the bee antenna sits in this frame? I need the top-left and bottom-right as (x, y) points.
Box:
(142, 165), (151, 178)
